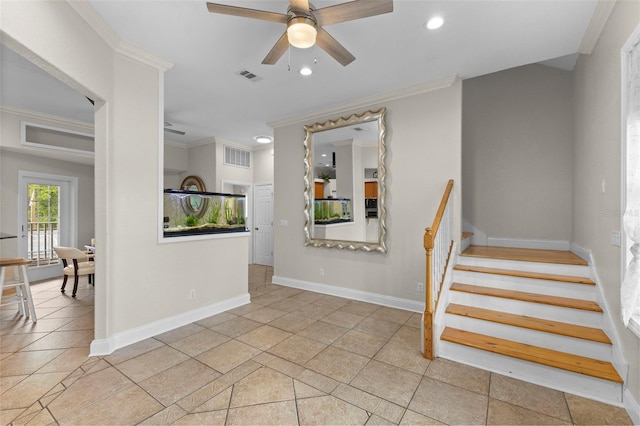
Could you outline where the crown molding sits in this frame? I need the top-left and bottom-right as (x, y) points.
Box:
(579, 0), (616, 55)
(164, 140), (189, 149)
(68, 0), (173, 71)
(0, 106), (94, 131)
(268, 75), (459, 129)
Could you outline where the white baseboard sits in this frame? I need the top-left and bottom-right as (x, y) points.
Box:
(624, 387), (640, 425)
(90, 293), (251, 356)
(271, 275), (424, 313)
(570, 242), (592, 263)
(487, 237), (570, 251)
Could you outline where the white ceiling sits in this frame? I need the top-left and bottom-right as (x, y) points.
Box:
(1, 0), (599, 147)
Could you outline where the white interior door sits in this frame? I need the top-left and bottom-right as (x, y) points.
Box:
(254, 183), (274, 266)
(18, 171), (78, 281)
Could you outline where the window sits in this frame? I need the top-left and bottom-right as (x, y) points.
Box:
(622, 23), (640, 337)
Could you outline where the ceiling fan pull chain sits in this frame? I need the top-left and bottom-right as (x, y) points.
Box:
(288, 46), (291, 71)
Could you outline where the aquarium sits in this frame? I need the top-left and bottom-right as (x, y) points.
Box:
(314, 198), (352, 225)
(163, 189), (248, 237)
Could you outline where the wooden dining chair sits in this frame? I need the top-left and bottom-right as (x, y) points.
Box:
(53, 246), (95, 298)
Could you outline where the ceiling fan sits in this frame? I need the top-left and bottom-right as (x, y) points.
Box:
(206, 0), (393, 66)
(164, 122), (186, 136)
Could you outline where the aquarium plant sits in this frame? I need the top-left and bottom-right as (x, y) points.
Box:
(208, 199), (221, 224)
(184, 214), (199, 227)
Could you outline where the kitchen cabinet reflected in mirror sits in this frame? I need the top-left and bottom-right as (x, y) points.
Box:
(304, 108), (387, 253)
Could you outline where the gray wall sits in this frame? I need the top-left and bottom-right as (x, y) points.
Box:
(462, 64), (574, 242)
(572, 0), (640, 406)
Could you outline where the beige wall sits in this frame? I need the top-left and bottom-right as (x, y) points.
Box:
(253, 145), (274, 184)
(573, 0), (640, 406)
(273, 81), (462, 304)
(187, 142), (216, 190)
(2, 1), (248, 351)
(462, 64), (574, 242)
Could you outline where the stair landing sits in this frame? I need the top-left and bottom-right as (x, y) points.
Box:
(461, 245), (587, 266)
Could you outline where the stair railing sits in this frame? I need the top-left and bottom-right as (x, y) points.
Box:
(423, 179), (454, 359)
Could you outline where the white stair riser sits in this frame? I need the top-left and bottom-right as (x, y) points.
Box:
(449, 291), (603, 328)
(439, 341), (623, 405)
(457, 256), (591, 277)
(452, 271), (596, 300)
(445, 313), (612, 361)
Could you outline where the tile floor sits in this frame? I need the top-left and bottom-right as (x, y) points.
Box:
(0, 264), (633, 425)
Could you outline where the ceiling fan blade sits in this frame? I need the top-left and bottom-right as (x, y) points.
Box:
(314, 0), (393, 26)
(206, 2), (287, 23)
(316, 28), (355, 66)
(262, 31), (290, 65)
(289, 0), (310, 13)
(164, 127), (186, 136)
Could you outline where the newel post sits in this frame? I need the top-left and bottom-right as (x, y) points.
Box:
(423, 227), (435, 359)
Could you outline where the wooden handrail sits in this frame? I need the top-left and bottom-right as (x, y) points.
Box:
(423, 179), (454, 359)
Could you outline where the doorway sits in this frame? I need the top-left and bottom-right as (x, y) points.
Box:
(18, 171), (78, 281)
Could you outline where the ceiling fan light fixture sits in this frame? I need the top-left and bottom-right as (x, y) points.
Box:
(287, 17), (317, 48)
(300, 66), (312, 76)
(426, 16), (444, 30)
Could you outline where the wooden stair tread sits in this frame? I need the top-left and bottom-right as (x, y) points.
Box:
(461, 246), (588, 266)
(454, 264), (595, 285)
(462, 232), (473, 240)
(441, 327), (622, 383)
(446, 303), (611, 344)
(451, 283), (603, 312)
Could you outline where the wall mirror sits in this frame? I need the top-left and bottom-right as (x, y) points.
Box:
(180, 175), (208, 218)
(304, 108), (387, 253)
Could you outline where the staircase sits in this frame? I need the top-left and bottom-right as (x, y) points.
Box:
(437, 245), (626, 404)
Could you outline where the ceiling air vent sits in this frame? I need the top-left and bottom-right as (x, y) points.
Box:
(224, 145), (251, 168)
(236, 69), (262, 82)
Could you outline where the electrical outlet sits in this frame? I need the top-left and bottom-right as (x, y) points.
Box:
(417, 282), (424, 292)
(611, 230), (621, 247)
(189, 289), (196, 299)
(319, 268), (324, 277)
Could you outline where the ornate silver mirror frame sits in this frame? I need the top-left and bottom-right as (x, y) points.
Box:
(303, 108), (387, 253)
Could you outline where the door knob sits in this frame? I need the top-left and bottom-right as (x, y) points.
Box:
(255, 227), (259, 231)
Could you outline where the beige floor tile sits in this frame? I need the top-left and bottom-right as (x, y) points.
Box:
(139, 358), (220, 406)
(116, 345), (189, 382)
(369, 306), (413, 324)
(297, 395), (369, 425)
(48, 313), (94, 331)
(236, 324), (292, 350)
(314, 295), (351, 310)
(297, 320), (350, 345)
(268, 297), (312, 312)
(0, 374), (27, 394)
(268, 312), (317, 333)
(0, 372), (68, 410)
(168, 328), (230, 357)
(0, 408), (26, 425)
(4, 317), (73, 335)
(267, 335), (327, 365)
(37, 346), (90, 374)
(351, 360), (422, 407)
(321, 310), (365, 329)
(0, 349), (64, 376)
(22, 405), (57, 425)
(297, 369), (341, 394)
(331, 383), (382, 412)
(332, 329), (388, 358)
(251, 293), (285, 307)
(425, 358), (490, 395)
(374, 399), (406, 423)
(0, 332), (48, 353)
(408, 377), (488, 425)
(305, 346), (369, 383)
(172, 409), (227, 425)
(47, 367), (133, 418)
(242, 306), (287, 323)
(44, 305), (93, 319)
(374, 340), (430, 375)
(154, 322), (206, 344)
(354, 317), (402, 339)
(195, 312), (239, 329)
(565, 393), (633, 425)
(102, 337), (165, 365)
(268, 287), (304, 299)
(226, 303), (262, 316)
(339, 300), (381, 317)
(230, 367), (295, 407)
(294, 379), (327, 399)
(366, 414), (395, 425)
(211, 316), (262, 337)
(262, 355), (307, 378)
(55, 382), (163, 425)
(196, 339), (261, 373)
(20, 329), (93, 351)
(399, 409), (445, 425)
(287, 291), (325, 304)
(227, 400), (298, 425)
(490, 373), (571, 421)
(487, 398), (572, 425)
(192, 386), (232, 412)
(293, 303), (336, 320)
(138, 404), (188, 425)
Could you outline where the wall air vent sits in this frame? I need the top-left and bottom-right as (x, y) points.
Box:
(224, 145), (251, 168)
(21, 121), (94, 154)
(236, 69), (262, 82)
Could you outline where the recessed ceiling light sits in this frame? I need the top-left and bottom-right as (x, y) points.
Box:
(254, 135), (273, 144)
(322, 154), (327, 157)
(300, 67), (312, 76)
(426, 16), (444, 30)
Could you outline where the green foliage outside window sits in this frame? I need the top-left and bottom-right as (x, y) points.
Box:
(28, 184), (59, 224)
